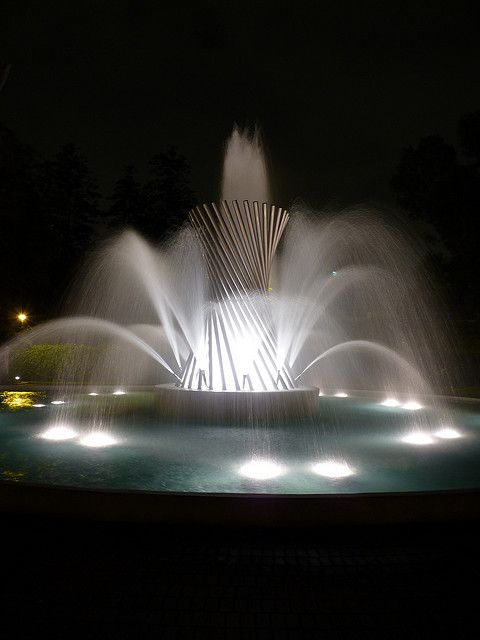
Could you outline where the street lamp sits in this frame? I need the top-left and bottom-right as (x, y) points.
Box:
(17, 312), (27, 324)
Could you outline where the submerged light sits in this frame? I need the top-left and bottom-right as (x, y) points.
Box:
(239, 459), (284, 480)
(334, 392), (349, 398)
(40, 425), (77, 441)
(311, 461), (355, 478)
(434, 427), (462, 440)
(401, 432), (434, 445)
(88, 392), (99, 396)
(402, 400), (423, 411)
(51, 400), (65, 405)
(112, 390), (126, 395)
(380, 397), (401, 407)
(79, 432), (118, 448)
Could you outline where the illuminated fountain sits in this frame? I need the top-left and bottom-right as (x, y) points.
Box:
(1, 125), (452, 427)
(1, 126), (478, 525)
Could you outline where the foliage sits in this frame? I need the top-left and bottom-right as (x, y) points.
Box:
(9, 343), (97, 383)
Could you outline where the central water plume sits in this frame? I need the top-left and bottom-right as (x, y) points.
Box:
(221, 125), (270, 204)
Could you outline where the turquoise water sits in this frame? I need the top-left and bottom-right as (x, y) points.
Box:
(1, 390), (479, 494)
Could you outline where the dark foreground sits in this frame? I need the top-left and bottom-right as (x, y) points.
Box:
(2, 513), (478, 639)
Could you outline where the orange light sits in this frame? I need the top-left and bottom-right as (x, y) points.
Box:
(17, 312), (27, 323)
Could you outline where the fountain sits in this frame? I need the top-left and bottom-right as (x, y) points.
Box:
(0, 125), (478, 525)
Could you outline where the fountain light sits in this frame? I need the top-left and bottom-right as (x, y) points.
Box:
(318, 390), (324, 396)
(239, 458), (284, 480)
(402, 400), (423, 411)
(79, 432), (118, 448)
(334, 392), (349, 398)
(40, 425), (77, 441)
(380, 397), (401, 407)
(32, 403), (46, 408)
(14, 375), (20, 381)
(312, 460), (355, 478)
(88, 392), (99, 396)
(51, 400), (65, 405)
(434, 427), (462, 439)
(112, 390), (126, 395)
(401, 432), (434, 445)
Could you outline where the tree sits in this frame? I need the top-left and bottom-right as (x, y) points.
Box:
(141, 146), (195, 239)
(39, 143), (100, 268)
(458, 110), (480, 166)
(108, 165), (144, 229)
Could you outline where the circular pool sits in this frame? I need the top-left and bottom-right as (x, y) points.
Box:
(1, 388), (479, 524)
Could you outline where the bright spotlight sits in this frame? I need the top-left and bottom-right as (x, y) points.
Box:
(311, 461), (355, 478)
(79, 432), (118, 448)
(239, 459), (284, 480)
(17, 312), (27, 323)
(51, 400), (65, 405)
(402, 400), (423, 411)
(112, 390), (126, 395)
(14, 375), (20, 381)
(401, 432), (434, 445)
(334, 392), (349, 398)
(88, 392), (99, 396)
(380, 397), (401, 407)
(32, 403), (46, 408)
(434, 427), (462, 440)
(40, 425), (77, 441)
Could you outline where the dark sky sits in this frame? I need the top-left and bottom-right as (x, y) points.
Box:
(2, 0), (480, 208)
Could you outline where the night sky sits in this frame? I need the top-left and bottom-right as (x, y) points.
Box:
(2, 0), (480, 208)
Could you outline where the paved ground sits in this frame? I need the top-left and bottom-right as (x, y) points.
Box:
(2, 515), (477, 639)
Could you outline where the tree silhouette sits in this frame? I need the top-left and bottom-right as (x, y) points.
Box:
(141, 146), (195, 239)
(39, 143), (99, 257)
(458, 110), (480, 166)
(109, 165), (144, 229)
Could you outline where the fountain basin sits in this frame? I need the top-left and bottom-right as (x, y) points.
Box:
(0, 388), (479, 524)
(154, 384), (319, 423)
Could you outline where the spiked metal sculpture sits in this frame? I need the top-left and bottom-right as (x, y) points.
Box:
(177, 200), (292, 392)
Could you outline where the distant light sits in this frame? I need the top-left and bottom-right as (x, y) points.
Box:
(14, 375), (20, 381)
(51, 400), (65, 405)
(17, 312), (27, 323)
(380, 397), (401, 407)
(435, 427), (462, 440)
(402, 400), (423, 411)
(401, 432), (434, 445)
(88, 392), (99, 396)
(334, 392), (349, 398)
(239, 459), (284, 480)
(331, 271), (337, 277)
(312, 461), (355, 478)
(79, 432), (118, 448)
(112, 390), (126, 395)
(32, 403), (46, 408)
(40, 425), (77, 441)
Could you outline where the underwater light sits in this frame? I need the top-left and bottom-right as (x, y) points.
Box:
(51, 400), (65, 405)
(402, 400), (423, 411)
(311, 461), (355, 478)
(239, 459), (284, 480)
(40, 425), (77, 441)
(401, 432), (434, 445)
(112, 390), (126, 395)
(334, 392), (349, 398)
(380, 397), (401, 407)
(32, 403), (46, 408)
(79, 432), (118, 448)
(88, 392), (99, 396)
(318, 390), (324, 396)
(434, 427), (462, 439)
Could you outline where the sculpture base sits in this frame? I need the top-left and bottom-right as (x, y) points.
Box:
(154, 384), (319, 424)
